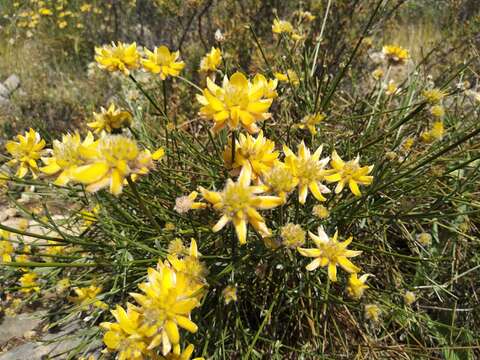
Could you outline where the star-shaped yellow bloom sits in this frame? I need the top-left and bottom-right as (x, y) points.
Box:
(382, 44), (409, 65)
(141, 46), (185, 80)
(87, 103), (133, 133)
(100, 304), (149, 360)
(297, 226), (362, 282)
(199, 47), (222, 73)
(5, 128), (46, 179)
(199, 164), (282, 244)
(324, 151), (373, 196)
(40, 132), (95, 186)
(69, 135), (164, 195)
(272, 19), (293, 34)
(283, 142), (331, 204)
(95, 42), (140, 75)
(346, 273), (370, 299)
(223, 131), (279, 180)
(196, 72), (273, 133)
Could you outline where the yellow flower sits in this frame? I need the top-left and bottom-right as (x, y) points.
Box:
(40, 132), (95, 186)
(174, 191), (206, 214)
(56, 278), (71, 293)
(44, 240), (64, 256)
(87, 103), (133, 133)
(222, 285), (238, 305)
(280, 223), (306, 249)
(297, 113), (326, 135)
(167, 239), (208, 288)
(404, 291), (416, 305)
(325, 151), (374, 196)
(421, 121), (444, 143)
(69, 135), (164, 195)
(312, 204), (329, 219)
(429, 105), (445, 118)
(39, 8), (52, 15)
(274, 70), (300, 87)
(196, 72), (273, 133)
(385, 80), (399, 96)
(70, 285), (107, 309)
(141, 46), (185, 80)
(372, 67), (384, 80)
(224, 131), (279, 180)
(416, 232), (432, 246)
(80, 3), (92, 12)
(422, 88), (446, 104)
(346, 273), (370, 299)
(199, 47), (222, 72)
(272, 19), (293, 34)
(0, 230), (13, 263)
(100, 304), (148, 360)
(283, 142), (331, 204)
(382, 44), (409, 65)
(297, 226), (362, 282)
(402, 137), (415, 152)
(364, 304), (381, 322)
(5, 128), (46, 179)
(95, 42), (140, 75)
(58, 20), (68, 29)
(20, 272), (40, 293)
(300, 11), (316, 22)
(199, 164), (282, 244)
(167, 238), (186, 256)
(130, 263), (200, 355)
(261, 162), (298, 201)
(252, 74), (278, 99)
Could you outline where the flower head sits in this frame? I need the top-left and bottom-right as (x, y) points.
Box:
(174, 191), (206, 214)
(199, 47), (222, 73)
(346, 273), (370, 299)
(382, 45), (409, 65)
(87, 103), (133, 133)
(252, 74), (278, 99)
(5, 128), (46, 178)
(199, 164), (282, 244)
(297, 226), (362, 282)
(272, 19), (293, 34)
(222, 285), (238, 305)
(261, 162), (298, 201)
(364, 304), (381, 322)
(297, 113), (326, 135)
(130, 263), (200, 355)
(312, 204), (329, 219)
(40, 132), (95, 186)
(95, 42), (140, 75)
(429, 105), (445, 118)
(404, 291), (416, 305)
(274, 70), (300, 87)
(69, 135), (164, 195)
(70, 285), (107, 309)
(283, 142), (330, 204)
(101, 304), (149, 360)
(142, 46), (185, 80)
(416, 232), (432, 246)
(167, 238), (186, 256)
(196, 72), (273, 133)
(19, 272), (40, 293)
(325, 151), (374, 196)
(422, 88), (446, 104)
(280, 223), (306, 249)
(421, 121), (444, 143)
(0, 230), (13, 263)
(223, 131), (279, 180)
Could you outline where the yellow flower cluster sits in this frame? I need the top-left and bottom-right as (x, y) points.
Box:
(199, 47), (222, 73)
(197, 72), (276, 133)
(95, 42), (185, 80)
(4, 129), (164, 196)
(87, 103), (133, 134)
(101, 239), (205, 360)
(190, 131), (373, 244)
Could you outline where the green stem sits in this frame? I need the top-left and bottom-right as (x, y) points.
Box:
(126, 176), (162, 233)
(129, 74), (167, 118)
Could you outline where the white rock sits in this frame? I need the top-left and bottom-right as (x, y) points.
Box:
(3, 74), (20, 93)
